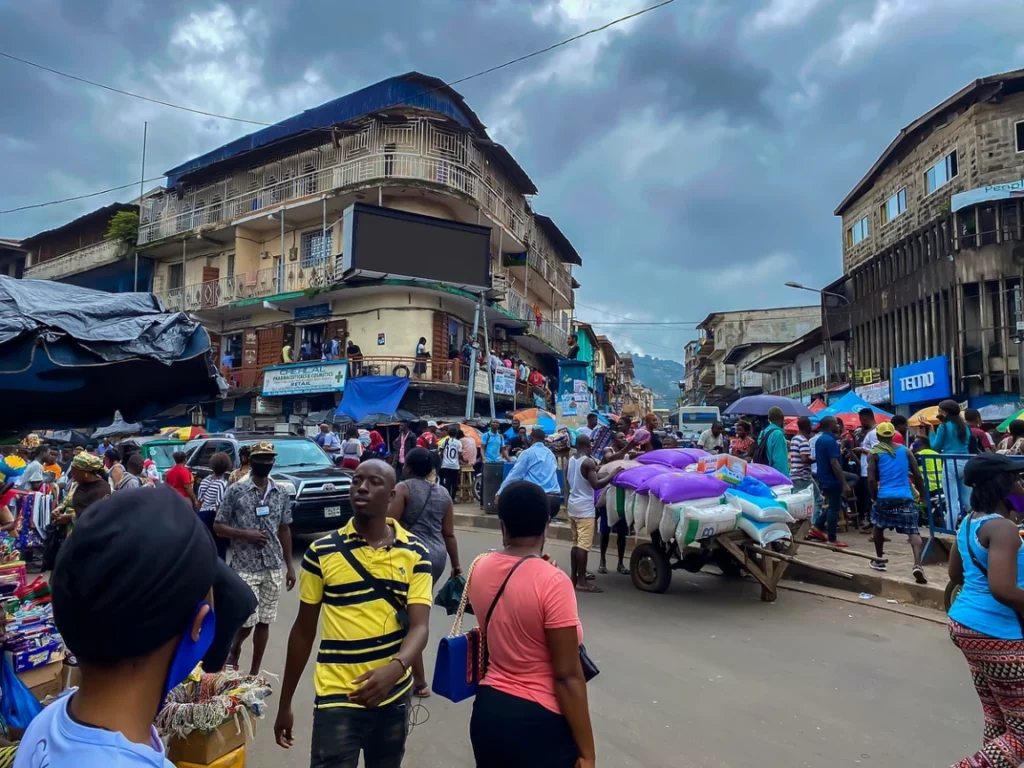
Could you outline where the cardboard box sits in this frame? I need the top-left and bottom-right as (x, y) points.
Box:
(175, 744), (246, 768)
(166, 719), (251, 766)
(17, 660), (63, 702)
(7, 641), (65, 673)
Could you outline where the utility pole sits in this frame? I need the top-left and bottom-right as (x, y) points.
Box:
(481, 302), (497, 420)
(1015, 284), (1024, 401)
(463, 294), (483, 420)
(134, 121), (147, 292)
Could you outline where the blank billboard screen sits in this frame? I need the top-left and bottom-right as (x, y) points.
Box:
(345, 203), (491, 288)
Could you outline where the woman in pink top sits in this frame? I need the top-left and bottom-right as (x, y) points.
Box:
(467, 481), (596, 767)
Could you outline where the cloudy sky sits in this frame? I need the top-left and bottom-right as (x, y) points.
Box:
(2, 0), (1024, 362)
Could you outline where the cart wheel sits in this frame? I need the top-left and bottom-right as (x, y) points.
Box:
(630, 544), (672, 593)
(712, 549), (745, 578)
(944, 581), (962, 612)
(680, 552), (707, 573)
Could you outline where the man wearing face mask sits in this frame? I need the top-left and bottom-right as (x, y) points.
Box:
(16, 485), (219, 768)
(215, 441), (296, 676)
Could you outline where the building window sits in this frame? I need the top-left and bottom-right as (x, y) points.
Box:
(300, 230), (332, 266)
(925, 150), (958, 195)
(222, 333), (242, 369)
(881, 188), (907, 225)
(1016, 120), (1024, 153)
(845, 215), (869, 248)
(168, 263), (184, 290)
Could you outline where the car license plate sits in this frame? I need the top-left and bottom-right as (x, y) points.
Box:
(324, 506), (341, 518)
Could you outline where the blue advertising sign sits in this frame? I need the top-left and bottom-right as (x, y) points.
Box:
(891, 355), (951, 406)
(294, 302), (332, 320)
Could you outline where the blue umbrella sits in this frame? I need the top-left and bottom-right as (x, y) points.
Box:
(724, 394), (814, 418)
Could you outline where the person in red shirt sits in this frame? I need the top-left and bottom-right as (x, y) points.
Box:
(965, 408), (995, 452)
(891, 414), (908, 446)
(164, 451), (199, 510)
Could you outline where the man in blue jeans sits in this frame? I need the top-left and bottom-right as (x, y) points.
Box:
(808, 416), (853, 546)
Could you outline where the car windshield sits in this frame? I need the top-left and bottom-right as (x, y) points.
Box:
(242, 439), (334, 470)
(144, 443), (180, 469)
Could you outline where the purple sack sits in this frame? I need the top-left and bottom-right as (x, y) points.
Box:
(611, 464), (672, 492)
(646, 471), (728, 504)
(744, 463), (792, 487)
(637, 448), (709, 468)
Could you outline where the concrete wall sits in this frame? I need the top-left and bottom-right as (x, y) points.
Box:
(706, 308), (819, 354)
(841, 92), (1024, 273)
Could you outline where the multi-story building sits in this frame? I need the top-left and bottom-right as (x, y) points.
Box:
(18, 203), (149, 292)
(747, 326), (852, 404)
(595, 335), (619, 410)
(692, 307), (820, 407)
(137, 72), (579, 428)
(0, 239), (26, 279)
(836, 68), (1024, 410)
(682, 339), (700, 405)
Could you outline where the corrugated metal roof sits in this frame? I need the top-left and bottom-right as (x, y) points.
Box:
(163, 72), (537, 194)
(19, 203), (137, 247)
(534, 214), (582, 265)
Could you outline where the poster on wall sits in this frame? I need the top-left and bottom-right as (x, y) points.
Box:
(573, 380), (588, 395)
(377, 333), (386, 346)
(855, 380), (891, 406)
(493, 367), (516, 396)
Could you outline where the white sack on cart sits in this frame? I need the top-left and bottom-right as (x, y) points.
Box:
(738, 516), (792, 547)
(604, 486), (629, 527)
(634, 494), (656, 538)
(778, 486), (814, 521)
(726, 489), (795, 524)
(672, 501), (742, 546)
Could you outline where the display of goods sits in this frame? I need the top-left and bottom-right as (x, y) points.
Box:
(673, 501), (743, 546)
(779, 487), (815, 521)
(725, 489), (795, 524)
(744, 463), (792, 487)
(738, 517), (792, 547)
(611, 464), (671, 491)
(596, 459), (640, 484)
(636, 448), (709, 469)
(696, 455), (748, 485)
(646, 472), (727, 505)
(605, 486), (629, 526)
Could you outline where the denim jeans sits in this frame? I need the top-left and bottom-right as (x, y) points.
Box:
(815, 484), (843, 542)
(310, 693), (411, 768)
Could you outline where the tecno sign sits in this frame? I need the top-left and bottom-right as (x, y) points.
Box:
(891, 355), (951, 406)
(898, 372), (935, 392)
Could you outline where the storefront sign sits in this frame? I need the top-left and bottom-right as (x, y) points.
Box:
(262, 360), (348, 397)
(855, 380), (891, 405)
(294, 302), (332, 320)
(493, 367), (516, 396)
(952, 178), (1024, 212)
(852, 368), (882, 385)
(222, 315), (252, 332)
(891, 355), (951, 405)
(251, 396), (283, 415)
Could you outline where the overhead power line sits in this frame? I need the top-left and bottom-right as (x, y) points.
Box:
(0, 176), (167, 215)
(0, 0), (676, 216)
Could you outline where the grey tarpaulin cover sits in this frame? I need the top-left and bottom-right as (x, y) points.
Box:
(0, 276), (224, 430)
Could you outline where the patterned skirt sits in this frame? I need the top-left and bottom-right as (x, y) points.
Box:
(949, 619), (1024, 767)
(870, 498), (920, 535)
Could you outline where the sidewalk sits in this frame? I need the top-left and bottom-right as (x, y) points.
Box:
(452, 502), (950, 610)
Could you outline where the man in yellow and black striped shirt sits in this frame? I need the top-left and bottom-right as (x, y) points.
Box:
(273, 460), (432, 767)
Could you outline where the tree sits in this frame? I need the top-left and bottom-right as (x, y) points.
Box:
(105, 211), (139, 251)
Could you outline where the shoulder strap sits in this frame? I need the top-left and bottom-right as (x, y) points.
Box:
(483, 555), (536, 633)
(330, 530), (407, 617)
(964, 517), (987, 577)
(402, 481), (434, 530)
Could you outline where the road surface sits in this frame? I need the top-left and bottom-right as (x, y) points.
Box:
(244, 528), (981, 767)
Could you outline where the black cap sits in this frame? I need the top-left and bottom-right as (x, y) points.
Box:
(964, 454), (1024, 487)
(52, 485), (219, 664)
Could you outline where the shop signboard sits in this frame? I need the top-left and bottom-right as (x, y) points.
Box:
(262, 360), (348, 397)
(251, 397), (282, 416)
(855, 380), (890, 405)
(951, 178), (1024, 212)
(891, 355), (950, 406)
(493, 366), (516, 396)
(294, 302), (332, 320)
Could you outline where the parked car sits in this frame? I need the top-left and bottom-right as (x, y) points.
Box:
(125, 437), (186, 481)
(184, 433), (353, 533)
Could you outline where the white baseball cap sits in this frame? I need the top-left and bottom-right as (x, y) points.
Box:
(427, 420), (438, 428)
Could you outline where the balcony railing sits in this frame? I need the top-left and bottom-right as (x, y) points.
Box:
(156, 258), (339, 312)
(24, 238), (126, 281)
(526, 248), (572, 301)
(770, 376), (826, 398)
(139, 121), (531, 247)
(502, 289), (569, 354)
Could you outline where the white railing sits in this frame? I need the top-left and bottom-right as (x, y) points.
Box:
(24, 239), (126, 280)
(139, 118), (532, 247)
(155, 258), (338, 312)
(501, 289), (568, 354)
(526, 248), (572, 301)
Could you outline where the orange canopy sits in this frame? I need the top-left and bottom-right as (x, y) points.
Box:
(441, 422), (483, 448)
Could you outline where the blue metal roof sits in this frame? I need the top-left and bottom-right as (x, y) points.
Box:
(165, 72), (497, 187)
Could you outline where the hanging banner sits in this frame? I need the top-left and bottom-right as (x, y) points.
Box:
(262, 360), (348, 397)
(493, 367), (516, 396)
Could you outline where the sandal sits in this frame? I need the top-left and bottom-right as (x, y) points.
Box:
(586, 572), (596, 581)
(617, 564), (630, 575)
(413, 684), (431, 698)
(598, 564), (608, 575)
(575, 584), (604, 593)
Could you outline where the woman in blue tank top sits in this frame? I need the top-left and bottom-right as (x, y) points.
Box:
(866, 422), (927, 583)
(948, 453), (1024, 767)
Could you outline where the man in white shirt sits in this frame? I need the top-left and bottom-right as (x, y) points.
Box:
(697, 422), (726, 454)
(853, 408), (878, 529)
(17, 445), (50, 490)
(577, 412), (599, 439)
(566, 434), (620, 593)
(315, 423), (341, 456)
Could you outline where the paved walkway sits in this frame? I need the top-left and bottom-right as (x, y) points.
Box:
(453, 501), (952, 609)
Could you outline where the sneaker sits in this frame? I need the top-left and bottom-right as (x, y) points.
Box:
(912, 565), (928, 584)
(806, 527), (827, 542)
(869, 559), (887, 571)
(827, 540), (849, 548)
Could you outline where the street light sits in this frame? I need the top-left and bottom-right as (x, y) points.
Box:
(784, 281), (850, 306)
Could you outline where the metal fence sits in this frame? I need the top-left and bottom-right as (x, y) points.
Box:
(916, 452), (978, 561)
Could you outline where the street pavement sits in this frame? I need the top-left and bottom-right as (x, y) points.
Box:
(246, 527), (982, 768)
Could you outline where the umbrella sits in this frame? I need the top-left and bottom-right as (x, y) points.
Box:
(91, 412), (142, 440)
(909, 406), (942, 428)
(0, 276), (224, 430)
(808, 399), (826, 414)
(812, 391), (892, 423)
(512, 408), (557, 433)
(158, 426), (209, 441)
(442, 422), (483, 447)
(39, 429), (93, 446)
(724, 395), (813, 418)
(998, 407), (1024, 433)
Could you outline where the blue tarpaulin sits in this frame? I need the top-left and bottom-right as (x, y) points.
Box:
(812, 391), (892, 423)
(336, 376), (410, 424)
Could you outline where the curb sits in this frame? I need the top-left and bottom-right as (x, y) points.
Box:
(453, 511), (946, 611)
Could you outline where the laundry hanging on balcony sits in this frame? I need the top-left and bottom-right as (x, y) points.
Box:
(533, 303), (543, 330)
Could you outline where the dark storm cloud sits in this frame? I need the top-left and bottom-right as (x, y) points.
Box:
(2, 0), (1023, 362)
